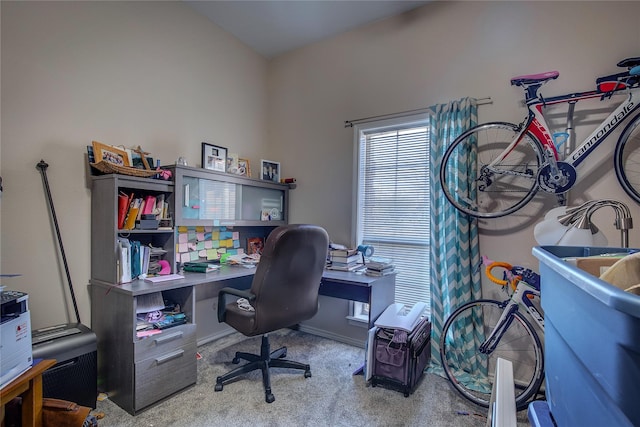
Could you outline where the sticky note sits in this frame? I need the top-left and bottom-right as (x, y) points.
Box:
(178, 243), (188, 253)
(179, 233), (188, 244)
(196, 242), (205, 250)
(190, 251), (199, 261)
(181, 253), (191, 263)
(204, 241), (213, 249)
(232, 232), (239, 239)
(206, 249), (218, 260)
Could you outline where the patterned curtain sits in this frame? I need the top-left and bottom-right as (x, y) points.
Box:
(428, 97), (481, 374)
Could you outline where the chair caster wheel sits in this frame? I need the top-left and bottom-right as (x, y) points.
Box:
(265, 393), (275, 403)
(214, 383), (223, 392)
(304, 370), (312, 378)
(232, 357), (240, 364)
(279, 350), (287, 358)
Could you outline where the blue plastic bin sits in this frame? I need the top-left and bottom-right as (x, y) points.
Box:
(532, 246), (640, 427)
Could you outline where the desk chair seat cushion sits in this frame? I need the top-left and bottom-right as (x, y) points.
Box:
(223, 224), (329, 337)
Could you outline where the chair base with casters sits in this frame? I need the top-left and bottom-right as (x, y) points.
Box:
(214, 334), (312, 403)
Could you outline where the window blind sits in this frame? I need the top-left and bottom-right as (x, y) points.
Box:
(357, 123), (431, 313)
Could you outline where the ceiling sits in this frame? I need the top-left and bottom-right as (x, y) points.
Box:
(184, 1), (430, 58)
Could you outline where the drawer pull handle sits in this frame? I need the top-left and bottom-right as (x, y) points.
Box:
(154, 331), (183, 344)
(155, 349), (184, 365)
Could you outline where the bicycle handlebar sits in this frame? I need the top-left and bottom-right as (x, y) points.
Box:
(485, 261), (541, 292)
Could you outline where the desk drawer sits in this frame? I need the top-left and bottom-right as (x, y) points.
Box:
(134, 340), (197, 410)
(134, 324), (196, 361)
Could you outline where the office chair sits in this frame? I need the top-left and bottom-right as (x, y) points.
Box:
(215, 224), (329, 403)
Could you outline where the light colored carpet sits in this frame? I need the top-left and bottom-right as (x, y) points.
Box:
(95, 329), (529, 426)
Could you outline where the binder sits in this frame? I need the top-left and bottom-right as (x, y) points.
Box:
(117, 238), (132, 283)
(131, 240), (141, 279)
(117, 192), (130, 229)
(123, 198), (141, 230)
(142, 195), (156, 215)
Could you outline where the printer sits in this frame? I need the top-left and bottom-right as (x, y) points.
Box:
(0, 289), (33, 389)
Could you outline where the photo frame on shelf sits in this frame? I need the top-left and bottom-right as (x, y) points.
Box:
(260, 159), (280, 183)
(92, 141), (131, 167)
(237, 158), (251, 177)
(226, 152), (239, 174)
(201, 143), (228, 172)
(247, 237), (264, 255)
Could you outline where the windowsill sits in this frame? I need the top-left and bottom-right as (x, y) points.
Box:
(346, 315), (368, 328)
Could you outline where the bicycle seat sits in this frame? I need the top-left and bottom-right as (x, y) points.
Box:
(510, 71), (559, 87)
(617, 57), (640, 69)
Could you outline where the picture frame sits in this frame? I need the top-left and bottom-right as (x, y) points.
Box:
(226, 152), (239, 174)
(237, 158), (251, 177)
(246, 237), (264, 255)
(201, 142), (227, 172)
(260, 159), (280, 182)
(92, 141), (131, 167)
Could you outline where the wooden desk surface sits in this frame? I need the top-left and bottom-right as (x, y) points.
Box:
(1, 359), (56, 427)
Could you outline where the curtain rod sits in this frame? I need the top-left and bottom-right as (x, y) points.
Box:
(344, 97), (493, 128)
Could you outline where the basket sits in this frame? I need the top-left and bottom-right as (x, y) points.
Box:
(90, 161), (160, 177)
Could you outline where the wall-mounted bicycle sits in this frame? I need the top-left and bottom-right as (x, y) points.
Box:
(440, 57), (640, 218)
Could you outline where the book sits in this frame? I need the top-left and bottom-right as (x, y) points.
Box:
(366, 263), (394, 271)
(326, 263), (365, 272)
(366, 257), (394, 271)
(329, 248), (358, 257)
(144, 273), (185, 283)
(331, 253), (362, 264)
(183, 262), (220, 273)
(365, 268), (395, 277)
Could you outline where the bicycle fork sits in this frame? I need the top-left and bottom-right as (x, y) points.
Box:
(478, 283), (542, 354)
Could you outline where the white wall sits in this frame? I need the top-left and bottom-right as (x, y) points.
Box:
(268, 1), (640, 291)
(1, 1), (269, 328)
(2, 1), (640, 329)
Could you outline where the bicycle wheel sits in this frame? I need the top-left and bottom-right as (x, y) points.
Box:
(440, 122), (544, 218)
(615, 112), (640, 203)
(440, 299), (544, 411)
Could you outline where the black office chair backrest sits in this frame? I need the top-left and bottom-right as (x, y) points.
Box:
(249, 224), (329, 334)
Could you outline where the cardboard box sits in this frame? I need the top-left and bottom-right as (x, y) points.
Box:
(574, 256), (625, 277)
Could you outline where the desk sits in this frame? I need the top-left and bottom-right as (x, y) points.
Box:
(0, 359), (56, 427)
(90, 266), (395, 414)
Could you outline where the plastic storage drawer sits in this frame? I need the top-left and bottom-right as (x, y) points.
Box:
(532, 246), (640, 427)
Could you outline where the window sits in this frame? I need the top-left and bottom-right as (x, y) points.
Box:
(355, 116), (431, 315)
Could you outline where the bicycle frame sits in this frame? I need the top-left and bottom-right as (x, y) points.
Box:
(478, 279), (543, 355)
(491, 79), (640, 194)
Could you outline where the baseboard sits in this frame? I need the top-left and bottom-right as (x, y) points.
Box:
(296, 325), (365, 348)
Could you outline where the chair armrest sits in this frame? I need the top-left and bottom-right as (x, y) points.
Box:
(217, 287), (255, 323)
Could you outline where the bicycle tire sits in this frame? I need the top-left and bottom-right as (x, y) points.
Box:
(614, 112), (640, 204)
(439, 122), (545, 218)
(440, 299), (544, 411)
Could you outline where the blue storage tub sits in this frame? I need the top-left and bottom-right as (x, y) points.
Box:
(532, 246), (640, 427)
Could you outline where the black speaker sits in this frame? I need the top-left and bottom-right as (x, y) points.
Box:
(32, 323), (97, 408)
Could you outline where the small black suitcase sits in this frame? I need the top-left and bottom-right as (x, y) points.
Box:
(371, 317), (431, 397)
